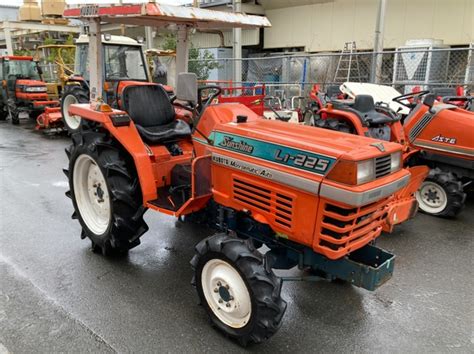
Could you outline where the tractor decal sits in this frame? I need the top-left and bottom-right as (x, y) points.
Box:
(431, 134), (456, 144)
(213, 132), (336, 175)
(211, 152), (321, 195)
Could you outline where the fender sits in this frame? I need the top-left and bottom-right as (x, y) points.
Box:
(68, 103), (157, 203)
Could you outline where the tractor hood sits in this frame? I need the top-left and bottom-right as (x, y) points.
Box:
(212, 117), (402, 163)
(16, 79), (47, 87)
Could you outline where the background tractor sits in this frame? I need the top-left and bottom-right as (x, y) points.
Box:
(0, 56), (58, 125)
(60, 34), (153, 133)
(314, 82), (473, 217)
(63, 2), (416, 345)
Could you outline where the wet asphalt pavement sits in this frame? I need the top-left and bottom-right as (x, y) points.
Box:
(0, 119), (473, 353)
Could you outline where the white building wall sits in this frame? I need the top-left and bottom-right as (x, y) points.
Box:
(264, 0), (474, 51)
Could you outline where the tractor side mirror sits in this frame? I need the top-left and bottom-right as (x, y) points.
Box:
(176, 72), (198, 104)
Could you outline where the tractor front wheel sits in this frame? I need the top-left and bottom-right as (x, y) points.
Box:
(61, 85), (89, 134)
(416, 168), (466, 217)
(0, 106), (7, 121)
(7, 101), (19, 125)
(191, 234), (287, 346)
(65, 131), (148, 255)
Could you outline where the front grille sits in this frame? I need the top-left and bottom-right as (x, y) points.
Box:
(375, 155), (392, 178)
(315, 197), (389, 259)
(233, 177), (294, 230)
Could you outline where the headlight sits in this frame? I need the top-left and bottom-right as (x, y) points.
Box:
(357, 159), (375, 184)
(327, 151), (402, 186)
(390, 151), (402, 173)
(25, 86), (47, 93)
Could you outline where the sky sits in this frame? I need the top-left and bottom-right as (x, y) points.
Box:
(0, 0), (193, 6)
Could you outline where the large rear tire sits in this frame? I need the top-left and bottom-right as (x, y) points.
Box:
(61, 85), (89, 134)
(191, 234), (286, 346)
(65, 131), (148, 255)
(416, 168), (466, 217)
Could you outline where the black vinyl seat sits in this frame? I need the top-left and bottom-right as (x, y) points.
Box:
(338, 94), (395, 126)
(122, 84), (191, 144)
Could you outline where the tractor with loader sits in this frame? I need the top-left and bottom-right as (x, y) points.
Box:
(313, 82), (474, 217)
(0, 56), (58, 125)
(63, 3), (420, 345)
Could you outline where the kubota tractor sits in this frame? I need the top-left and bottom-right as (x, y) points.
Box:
(60, 34), (153, 134)
(63, 3), (416, 345)
(316, 82), (474, 217)
(0, 56), (58, 125)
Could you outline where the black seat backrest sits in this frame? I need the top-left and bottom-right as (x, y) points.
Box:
(122, 84), (175, 128)
(353, 95), (375, 113)
(326, 85), (342, 98)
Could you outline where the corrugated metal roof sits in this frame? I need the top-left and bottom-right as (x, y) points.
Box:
(64, 3), (271, 29)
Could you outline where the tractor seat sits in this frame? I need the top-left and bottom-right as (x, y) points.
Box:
(348, 95), (394, 126)
(122, 84), (191, 145)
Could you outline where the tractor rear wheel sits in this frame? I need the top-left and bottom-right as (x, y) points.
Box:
(191, 234), (287, 346)
(61, 85), (89, 134)
(65, 131), (148, 255)
(416, 168), (466, 217)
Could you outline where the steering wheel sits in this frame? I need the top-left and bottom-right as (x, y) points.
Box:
(197, 85), (222, 111)
(392, 90), (430, 108)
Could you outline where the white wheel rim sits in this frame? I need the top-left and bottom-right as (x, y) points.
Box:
(201, 259), (252, 329)
(63, 95), (81, 130)
(73, 154), (111, 235)
(416, 181), (448, 214)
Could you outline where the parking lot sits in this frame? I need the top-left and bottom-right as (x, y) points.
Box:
(0, 120), (472, 353)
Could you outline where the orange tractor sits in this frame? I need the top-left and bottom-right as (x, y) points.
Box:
(63, 3), (419, 345)
(0, 56), (58, 124)
(59, 34), (157, 134)
(316, 83), (473, 217)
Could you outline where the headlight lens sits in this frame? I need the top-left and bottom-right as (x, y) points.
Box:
(390, 151), (402, 172)
(357, 159), (375, 184)
(326, 151), (403, 186)
(25, 86), (47, 93)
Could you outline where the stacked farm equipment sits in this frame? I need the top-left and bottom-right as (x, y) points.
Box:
(34, 44), (76, 133)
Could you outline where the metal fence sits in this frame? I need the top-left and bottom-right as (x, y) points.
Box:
(189, 47), (473, 98)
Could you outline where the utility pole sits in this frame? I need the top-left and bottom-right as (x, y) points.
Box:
(233, 0), (242, 84)
(145, 0), (155, 49)
(370, 0), (387, 83)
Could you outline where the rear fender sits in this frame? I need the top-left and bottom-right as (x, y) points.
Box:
(68, 103), (157, 203)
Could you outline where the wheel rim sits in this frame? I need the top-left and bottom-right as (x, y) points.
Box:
(416, 181), (448, 214)
(73, 154), (111, 235)
(63, 95), (81, 130)
(201, 259), (252, 329)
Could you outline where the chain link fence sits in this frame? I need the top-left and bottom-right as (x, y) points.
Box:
(190, 47), (473, 98)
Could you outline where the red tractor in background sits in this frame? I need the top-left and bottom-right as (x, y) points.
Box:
(314, 83), (474, 217)
(0, 56), (58, 125)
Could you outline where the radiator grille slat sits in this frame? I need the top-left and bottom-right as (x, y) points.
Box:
(375, 155), (392, 178)
(233, 178), (294, 230)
